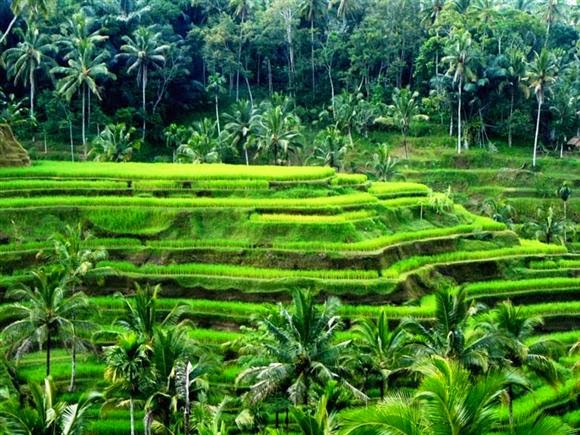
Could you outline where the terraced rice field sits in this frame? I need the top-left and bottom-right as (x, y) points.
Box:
(0, 161), (577, 434)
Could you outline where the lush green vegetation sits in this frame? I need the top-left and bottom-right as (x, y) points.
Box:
(0, 0), (578, 432)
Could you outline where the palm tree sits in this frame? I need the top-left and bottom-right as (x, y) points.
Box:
(231, 0), (252, 101)
(376, 87), (429, 159)
(292, 382), (338, 434)
(164, 123), (190, 163)
(0, 270), (92, 377)
(443, 30), (477, 154)
(543, 0), (566, 42)
(104, 332), (152, 435)
(144, 327), (209, 435)
(89, 122), (141, 162)
(420, 0), (447, 26)
(557, 182), (571, 241)
(207, 72), (226, 136)
(299, 0), (327, 95)
(502, 47), (529, 148)
(117, 283), (191, 343)
(58, 12), (108, 60)
(367, 143), (402, 181)
(223, 99), (261, 165)
(0, 0), (53, 45)
(486, 301), (564, 428)
(52, 43), (115, 158)
(525, 49), (558, 167)
(0, 377), (102, 435)
(45, 224), (107, 391)
(1, 24), (55, 119)
(341, 356), (527, 435)
(309, 126), (350, 170)
(177, 118), (222, 163)
(236, 290), (365, 406)
(523, 206), (568, 244)
(401, 288), (503, 374)
(117, 26), (169, 140)
(257, 105), (302, 165)
(353, 310), (409, 398)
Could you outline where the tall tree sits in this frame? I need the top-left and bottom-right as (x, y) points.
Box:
(207, 72), (226, 136)
(376, 87), (429, 159)
(257, 104), (302, 165)
(118, 26), (169, 140)
(231, 0), (252, 101)
(104, 332), (152, 435)
(501, 47), (529, 147)
(443, 30), (477, 154)
(224, 99), (261, 165)
(1, 24), (56, 118)
(0, 271), (92, 377)
(299, 0), (327, 96)
(341, 356), (527, 435)
(353, 310), (408, 398)
(401, 288), (502, 374)
(486, 301), (563, 428)
(237, 290), (365, 406)
(52, 42), (114, 158)
(526, 49), (558, 167)
(0, 0), (53, 45)
(0, 377), (102, 435)
(45, 224), (106, 392)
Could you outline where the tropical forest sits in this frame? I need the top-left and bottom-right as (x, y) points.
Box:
(0, 0), (578, 433)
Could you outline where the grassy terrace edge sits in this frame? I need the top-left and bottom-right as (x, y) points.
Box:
(0, 161), (337, 181)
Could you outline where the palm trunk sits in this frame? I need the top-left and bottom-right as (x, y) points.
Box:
(328, 65), (335, 120)
(215, 95), (221, 135)
(449, 108), (453, 136)
(46, 331), (51, 377)
(82, 85), (87, 159)
(244, 147), (249, 166)
(184, 362), (191, 435)
(507, 384), (514, 432)
(142, 65), (148, 141)
(29, 67), (35, 118)
(267, 57), (273, 96)
(403, 131), (409, 159)
(508, 89), (514, 147)
(457, 78), (462, 154)
(68, 339), (76, 391)
(87, 86), (91, 135)
(69, 120), (74, 162)
(244, 74), (253, 106)
(236, 15), (244, 101)
(310, 18), (315, 96)
(0, 15), (18, 45)
(563, 201), (567, 242)
(533, 98), (542, 167)
(129, 397), (135, 435)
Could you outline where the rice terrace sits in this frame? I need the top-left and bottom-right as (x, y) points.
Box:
(0, 0), (578, 434)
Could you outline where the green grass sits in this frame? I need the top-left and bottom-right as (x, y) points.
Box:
(0, 161), (336, 181)
(250, 210), (375, 224)
(0, 192), (377, 210)
(369, 181), (431, 198)
(331, 173), (368, 186)
(497, 377), (579, 423)
(520, 301), (580, 317)
(464, 277), (580, 297)
(86, 208), (178, 235)
(382, 240), (567, 278)
(275, 221), (506, 252)
(97, 260), (380, 280)
(528, 259), (580, 270)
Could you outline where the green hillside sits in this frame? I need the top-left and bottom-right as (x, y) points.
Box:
(0, 161), (577, 434)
